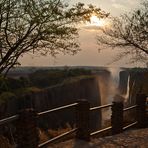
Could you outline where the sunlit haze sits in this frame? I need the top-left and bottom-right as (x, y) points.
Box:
(89, 16), (106, 27)
(20, 0), (143, 68)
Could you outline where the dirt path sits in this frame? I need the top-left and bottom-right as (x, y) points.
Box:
(48, 128), (148, 148)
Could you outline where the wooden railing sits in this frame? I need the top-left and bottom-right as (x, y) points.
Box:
(0, 114), (19, 126)
(0, 94), (147, 148)
(38, 103), (79, 147)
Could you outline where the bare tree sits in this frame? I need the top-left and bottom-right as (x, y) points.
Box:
(0, 0), (108, 75)
(97, 1), (148, 65)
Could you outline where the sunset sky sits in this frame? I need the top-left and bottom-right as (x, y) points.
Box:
(20, 0), (143, 68)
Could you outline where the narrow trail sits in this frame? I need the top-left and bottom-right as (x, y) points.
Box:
(48, 128), (148, 148)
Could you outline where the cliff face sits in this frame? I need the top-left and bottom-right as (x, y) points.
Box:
(32, 76), (101, 111)
(118, 70), (148, 106)
(0, 76), (102, 131)
(28, 76), (101, 131)
(0, 96), (19, 119)
(128, 71), (148, 105)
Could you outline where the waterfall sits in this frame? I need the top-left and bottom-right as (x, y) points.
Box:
(101, 67), (121, 123)
(122, 74), (136, 104)
(124, 75), (130, 102)
(107, 67), (121, 103)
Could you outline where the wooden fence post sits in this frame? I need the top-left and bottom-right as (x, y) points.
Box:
(111, 98), (123, 135)
(76, 100), (90, 141)
(16, 109), (39, 148)
(136, 94), (147, 128)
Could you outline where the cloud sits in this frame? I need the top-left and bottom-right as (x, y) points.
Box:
(125, 0), (139, 5)
(112, 3), (128, 10)
(111, 0), (116, 2)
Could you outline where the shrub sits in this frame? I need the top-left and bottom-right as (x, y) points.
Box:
(0, 76), (27, 93)
(0, 92), (16, 104)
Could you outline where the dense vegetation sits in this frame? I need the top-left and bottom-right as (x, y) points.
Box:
(29, 68), (92, 88)
(0, 68), (92, 103)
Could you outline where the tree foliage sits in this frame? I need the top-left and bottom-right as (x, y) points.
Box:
(29, 68), (92, 88)
(97, 1), (148, 64)
(0, 0), (108, 75)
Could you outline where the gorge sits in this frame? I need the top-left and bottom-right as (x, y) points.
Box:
(0, 67), (147, 133)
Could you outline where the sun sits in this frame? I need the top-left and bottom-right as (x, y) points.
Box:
(90, 15), (106, 27)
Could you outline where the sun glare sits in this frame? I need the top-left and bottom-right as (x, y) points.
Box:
(90, 15), (106, 27)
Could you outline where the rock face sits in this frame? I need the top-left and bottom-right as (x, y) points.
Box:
(32, 76), (101, 111)
(118, 69), (148, 106)
(128, 71), (148, 105)
(31, 76), (101, 131)
(0, 76), (102, 131)
(0, 96), (19, 119)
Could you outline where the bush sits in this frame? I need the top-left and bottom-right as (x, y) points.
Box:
(0, 76), (27, 93)
(0, 92), (16, 104)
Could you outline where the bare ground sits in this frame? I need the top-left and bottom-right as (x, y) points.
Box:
(48, 128), (148, 148)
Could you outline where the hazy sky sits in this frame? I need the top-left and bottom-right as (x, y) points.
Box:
(20, 0), (143, 68)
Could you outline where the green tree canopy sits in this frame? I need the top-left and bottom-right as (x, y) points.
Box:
(0, 0), (108, 75)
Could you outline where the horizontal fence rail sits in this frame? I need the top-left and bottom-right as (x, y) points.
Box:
(123, 105), (138, 111)
(123, 121), (138, 130)
(90, 103), (112, 111)
(39, 128), (78, 148)
(38, 103), (78, 116)
(0, 115), (19, 126)
(91, 126), (112, 137)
